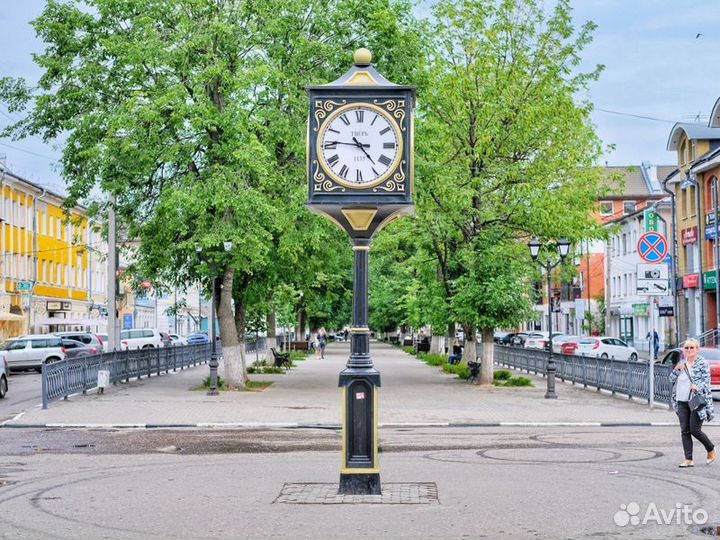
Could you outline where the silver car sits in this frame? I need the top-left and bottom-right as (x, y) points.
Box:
(0, 335), (65, 372)
(0, 352), (8, 398)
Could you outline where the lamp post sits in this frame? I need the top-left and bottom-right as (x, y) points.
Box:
(528, 237), (571, 399)
(196, 241), (233, 396)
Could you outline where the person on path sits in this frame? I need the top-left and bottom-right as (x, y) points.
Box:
(448, 339), (462, 365)
(646, 330), (660, 360)
(670, 338), (716, 468)
(317, 328), (327, 359)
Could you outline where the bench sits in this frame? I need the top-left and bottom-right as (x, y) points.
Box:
(270, 348), (292, 370)
(291, 341), (310, 351)
(415, 340), (431, 353)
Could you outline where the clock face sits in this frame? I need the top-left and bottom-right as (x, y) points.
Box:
(317, 104), (402, 188)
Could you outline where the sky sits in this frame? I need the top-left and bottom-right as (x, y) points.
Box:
(0, 0), (719, 192)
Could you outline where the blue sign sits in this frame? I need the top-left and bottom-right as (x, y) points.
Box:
(123, 314), (133, 329)
(707, 226), (718, 241)
(638, 232), (668, 263)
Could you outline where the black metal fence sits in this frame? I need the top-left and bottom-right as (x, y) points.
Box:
(42, 339), (267, 409)
(494, 345), (673, 405)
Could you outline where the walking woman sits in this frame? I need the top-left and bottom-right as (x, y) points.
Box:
(317, 328), (327, 359)
(670, 338), (716, 468)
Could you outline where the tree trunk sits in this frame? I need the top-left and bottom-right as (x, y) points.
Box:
(462, 324), (476, 364)
(266, 311), (277, 363)
(296, 308), (306, 341)
(479, 327), (494, 386)
(216, 267), (246, 390)
(430, 333), (444, 355)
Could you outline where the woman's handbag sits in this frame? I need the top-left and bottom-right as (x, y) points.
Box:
(684, 365), (707, 411)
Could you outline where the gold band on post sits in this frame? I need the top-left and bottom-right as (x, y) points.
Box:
(352, 245), (370, 251)
(350, 327), (370, 332)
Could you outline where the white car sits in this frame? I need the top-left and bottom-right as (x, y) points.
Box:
(0, 335), (66, 372)
(525, 332), (563, 350)
(552, 335), (579, 354)
(120, 328), (164, 350)
(576, 336), (639, 361)
(169, 334), (187, 346)
(0, 352), (8, 398)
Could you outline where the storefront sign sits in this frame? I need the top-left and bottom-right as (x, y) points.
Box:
(633, 303), (648, 316)
(658, 306), (674, 317)
(683, 273), (700, 289)
(644, 208), (658, 232)
(46, 301), (71, 312)
(682, 226), (698, 245)
(704, 271), (720, 290)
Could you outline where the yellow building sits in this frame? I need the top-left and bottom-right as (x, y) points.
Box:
(0, 167), (106, 339)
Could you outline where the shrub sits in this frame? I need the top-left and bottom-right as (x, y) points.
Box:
(289, 351), (310, 361)
(201, 375), (225, 388)
(495, 376), (533, 387)
(493, 370), (512, 381)
(421, 353), (447, 366)
(402, 346), (417, 355)
(442, 363), (470, 380)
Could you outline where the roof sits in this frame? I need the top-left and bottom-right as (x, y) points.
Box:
(666, 122), (720, 151)
(602, 164), (677, 197)
(711, 97), (720, 128)
(0, 166), (67, 202)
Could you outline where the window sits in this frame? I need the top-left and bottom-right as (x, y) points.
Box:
(47, 214), (52, 237)
(622, 234), (628, 255)
(623, 201), (636, 215)
(56, 263), (62, 284)
(143, 329), (154, 338)
(30, 339), (47, 349)
(689, 185), (697, 216)
(599, 201), (613, 216)
(5, 340), (27, 351)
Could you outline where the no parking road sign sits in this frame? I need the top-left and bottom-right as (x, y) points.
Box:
(637, 232), (668, 263)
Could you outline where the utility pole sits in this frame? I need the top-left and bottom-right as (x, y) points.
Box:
(107, 196), (118, 351)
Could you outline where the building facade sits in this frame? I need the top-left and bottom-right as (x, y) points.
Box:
(0, 167), (108, 339)
(666, 97), (720, 341)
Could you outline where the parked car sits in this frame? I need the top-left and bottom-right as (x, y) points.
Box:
(60, 338), (102, 359)
(186, 332), (210, 345)
(159, 332), (173, 347)
(561, 340), (580, 355)
(169, 334), (188, 346)
(0, 352), (8, 399)
(553, 335), (579, 354)
(0, 335), (65, 372)
(525, 332), (564, 350)
(575, 336), (639, 361)
(96, 334), (109, 352)
(120, 328), (164, 350)
(54, 332), (105, 352)
(511, 333), (529, 347)
(659, 346), (720, 400)
(496, 332), (518, 345)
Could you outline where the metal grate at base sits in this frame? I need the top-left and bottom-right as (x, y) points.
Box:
(275, 482), (438, 505)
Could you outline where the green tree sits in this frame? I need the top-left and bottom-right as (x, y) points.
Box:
(413, 0), (608, 384)
(1, 0), (426, 388)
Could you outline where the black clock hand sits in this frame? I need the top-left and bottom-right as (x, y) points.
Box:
(324, 140), (370, 147)
(352, 137), (375, 164)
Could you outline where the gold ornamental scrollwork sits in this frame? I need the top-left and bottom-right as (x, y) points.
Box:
(313, 160), (345, 192)
(373, 161), (406, 192)
(373, 99), (406, 131)
(314, 99), (347, 132)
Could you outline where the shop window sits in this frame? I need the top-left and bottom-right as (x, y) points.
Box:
(623, 201), (636, 215)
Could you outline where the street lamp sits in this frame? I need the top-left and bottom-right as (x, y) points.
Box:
(196, 241), (233, 396)
(528, 237), (571, 399)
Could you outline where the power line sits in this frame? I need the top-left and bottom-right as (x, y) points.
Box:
(0, 141), (57, 161)
(595, 108), (682, 124)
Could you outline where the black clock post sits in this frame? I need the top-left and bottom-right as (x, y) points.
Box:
(307, 49), (415, 495)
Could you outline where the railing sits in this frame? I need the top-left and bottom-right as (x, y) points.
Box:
(494, 345), (673, 405)
(697, 329), (720, 348)
(42, 338), (267, 409)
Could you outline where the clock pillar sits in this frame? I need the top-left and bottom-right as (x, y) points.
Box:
(306, 48), (415, 495)
(339, 237), (381, 494)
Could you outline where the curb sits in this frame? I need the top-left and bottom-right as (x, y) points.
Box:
(0, 421), (693, 429)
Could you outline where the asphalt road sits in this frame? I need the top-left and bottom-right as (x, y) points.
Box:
(0, 372), (41, 424)
(0, 426), (717, 540)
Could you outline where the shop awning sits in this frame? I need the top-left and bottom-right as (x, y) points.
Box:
(0, 312), (25, 322)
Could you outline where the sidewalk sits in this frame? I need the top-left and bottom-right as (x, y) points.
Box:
(5, 342), (684, 427)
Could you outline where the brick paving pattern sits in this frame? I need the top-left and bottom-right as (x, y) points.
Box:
(275, 482), (439, 504)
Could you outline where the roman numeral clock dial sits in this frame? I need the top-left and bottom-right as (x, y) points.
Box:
(317, 104), (402, 189)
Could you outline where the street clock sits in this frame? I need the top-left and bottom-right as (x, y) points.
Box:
(305, 48), (416, 496)
(307, 48), (415, 238)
